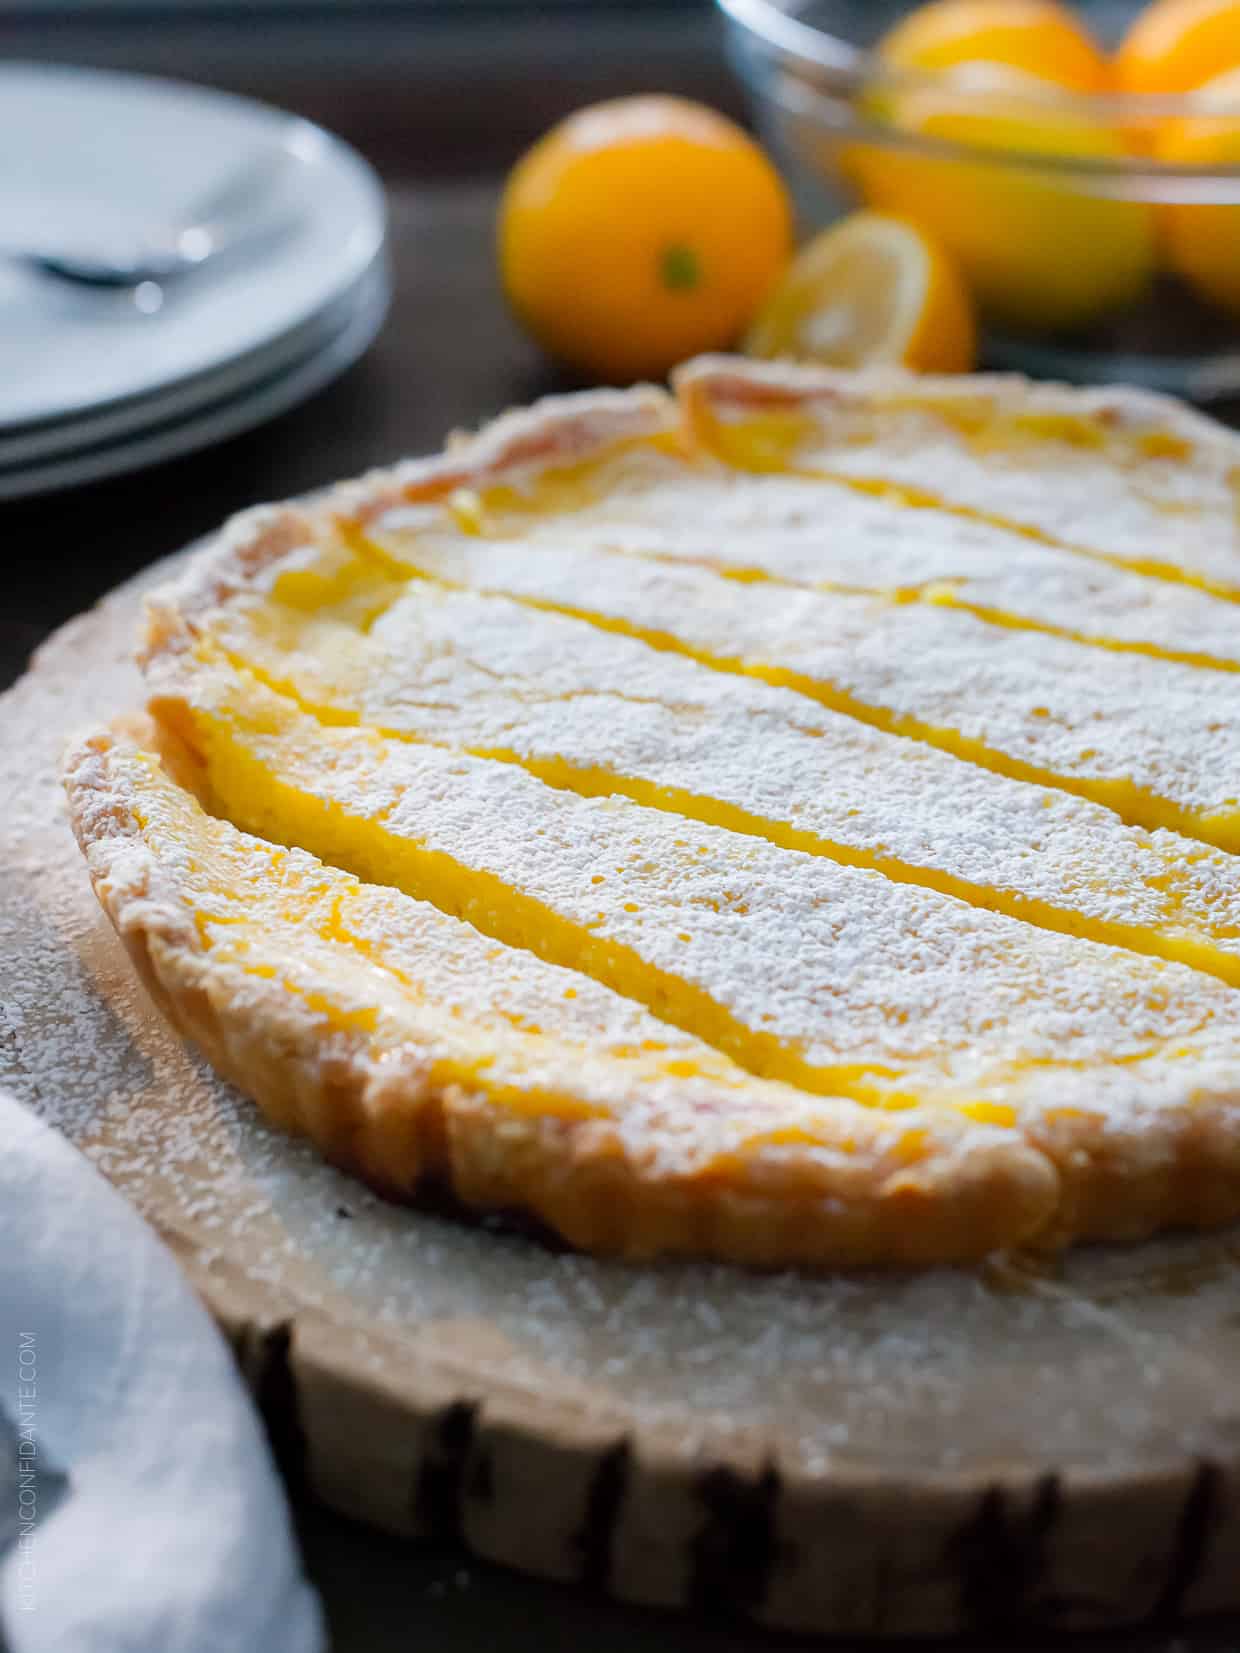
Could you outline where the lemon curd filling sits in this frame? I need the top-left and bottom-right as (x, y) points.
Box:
(161, 564), (1240, 996)
(119, 745), (799, 1129)
(149, 376), (1240, 999)
(143, 633), (1240, 1132)
(345, 508), (1240, 854)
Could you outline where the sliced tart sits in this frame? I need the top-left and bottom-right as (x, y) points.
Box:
(65, 359), (1240, 1265)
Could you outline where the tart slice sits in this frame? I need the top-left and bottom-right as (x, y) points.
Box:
(65, 360), (1240, 1266)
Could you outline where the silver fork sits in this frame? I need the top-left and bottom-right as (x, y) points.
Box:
(2, 145), (300, 288)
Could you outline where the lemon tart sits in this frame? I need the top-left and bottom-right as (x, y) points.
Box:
(64, 358), (1240, 1266)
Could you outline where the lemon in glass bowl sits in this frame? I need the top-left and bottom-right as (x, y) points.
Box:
(1156, 66), (1240, 319)
(837, 0), (1157, 335)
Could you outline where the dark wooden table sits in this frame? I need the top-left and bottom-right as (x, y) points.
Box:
(6, 9), (1240, 1648)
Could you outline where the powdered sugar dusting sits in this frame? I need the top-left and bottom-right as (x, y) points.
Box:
(393, 443), (1240, 669)
(204, 571), (1240, 982)
(148, 650), (1240, 1125)
(677, 355), (1240, 590)
(374, 525), (1240, 822)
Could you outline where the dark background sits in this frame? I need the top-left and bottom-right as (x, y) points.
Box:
(2, 0), (737, 693)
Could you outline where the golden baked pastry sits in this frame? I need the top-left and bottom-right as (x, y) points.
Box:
(64, 358), (1240, 1266)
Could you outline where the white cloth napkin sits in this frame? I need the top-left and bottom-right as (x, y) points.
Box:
(0, 1090), (324, 1653)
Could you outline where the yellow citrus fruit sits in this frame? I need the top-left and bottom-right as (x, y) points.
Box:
(498, 96), (793, 384)
(848, 81), (1156, 333)
(876, 0), (1112, 93)
(1116, 0), (1240, 95)
(1157, 66), (1240, 317)
(744, 211), (977, 373)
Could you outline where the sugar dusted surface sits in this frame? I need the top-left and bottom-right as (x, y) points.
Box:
(214, 576), (1240, 975)
(801, 396), (1240, 591)
(8, 549), (1240, 1477)
(412, 445), (1240, 668)
(93, 737), (907, 1173)
(156, 655), (1240, 1114)
(377, 524), (1240, 819)
(677, 356), (1240, 592)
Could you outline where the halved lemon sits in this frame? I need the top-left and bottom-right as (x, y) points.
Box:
(744, 211), (977, 373)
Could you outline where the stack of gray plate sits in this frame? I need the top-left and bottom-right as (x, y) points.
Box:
(1, 63), (389, 499)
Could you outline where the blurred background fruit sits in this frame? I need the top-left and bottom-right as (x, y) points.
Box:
(1157, 65), (1240, 318)
(723, 0), (1240, 374)
(498, 95), (792, 383)
(876, 0), (1112, 92)
(1115, 0), (1240, 93)
(495, 1), (1240, 395)
(853, 0), (1153, 334)
(745, 211), (977, 371)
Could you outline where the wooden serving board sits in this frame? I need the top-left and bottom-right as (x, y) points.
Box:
(5, 550), (1240, 1638)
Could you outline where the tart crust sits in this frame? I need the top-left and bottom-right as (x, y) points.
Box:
(63, 359), (1240, 1266)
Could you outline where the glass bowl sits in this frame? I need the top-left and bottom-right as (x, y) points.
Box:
(715, 0), (1240, 399)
